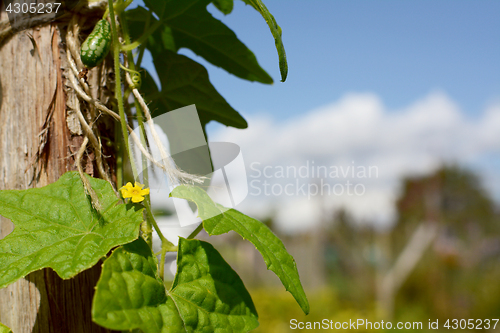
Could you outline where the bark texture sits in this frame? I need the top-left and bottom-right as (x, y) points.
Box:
(0, 8), (114, 333)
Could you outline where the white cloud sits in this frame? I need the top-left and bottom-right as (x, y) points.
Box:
(210, 92), (500, 233)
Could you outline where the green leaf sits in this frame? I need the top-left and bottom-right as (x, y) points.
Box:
(169, 186), (310, 315)
(142, 0), (199, 22)
(0, 322), (12, 333)
(166, 0), (272, 84)
(241, 0), (288, 82)
(145, 50), (248, 129)
(140, 0), (272, 83)
(92, 237), (259, 332)
(212, 0), (234, 15)
(126, 7), (177, 54)
(127, 8), (248, 130)
(0, 172), (143, 289)
(171, 238), (259, 332)
(92, 238), (180, 332)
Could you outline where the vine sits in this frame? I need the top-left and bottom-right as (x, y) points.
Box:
(0, 0), (309, 331)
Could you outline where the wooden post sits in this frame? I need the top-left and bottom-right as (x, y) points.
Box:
(0, 9), (114, 332)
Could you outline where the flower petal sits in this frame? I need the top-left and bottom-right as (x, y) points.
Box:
(131, 194), (145, 203)
(139, 188), (150, 196)
(119, 183), (133, 197)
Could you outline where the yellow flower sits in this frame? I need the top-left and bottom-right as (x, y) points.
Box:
(120, 182), (150, 203)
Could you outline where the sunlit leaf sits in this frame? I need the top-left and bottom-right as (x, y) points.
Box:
(92, 237), (258, 332)
(0, 322), (12, 333)
(0, 172), (143, 288)
(170, 186), (310, 315)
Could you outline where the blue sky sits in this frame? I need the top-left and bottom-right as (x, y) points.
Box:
(182, 0), (500, 125)
(135, 1), (500, 232)
(136, 0), (500, 122)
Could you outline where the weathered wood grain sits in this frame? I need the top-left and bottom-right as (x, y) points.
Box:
(0, 7), (115, 332)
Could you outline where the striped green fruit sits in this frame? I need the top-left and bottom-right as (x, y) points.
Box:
(80, 19), (112, 68)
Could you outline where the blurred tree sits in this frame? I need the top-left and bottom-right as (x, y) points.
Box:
(396, 166), (498, 238)
(390, 165), (500, 320)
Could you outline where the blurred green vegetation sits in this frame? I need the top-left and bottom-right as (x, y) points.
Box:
(249, 279), (500, 332)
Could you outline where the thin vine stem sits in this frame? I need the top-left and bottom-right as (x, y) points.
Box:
(144, 202), (173, 249)
(115, 122), (123, 188)
(102, 0), (133, 19)
(144, 201), (177, 280)
(108, 0), (178, 281)
(107, 0), (137, 179)
(187, 223), (204, 240)
(120, 12), (154, 248)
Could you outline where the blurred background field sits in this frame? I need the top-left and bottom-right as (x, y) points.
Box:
(195, 166), (500, 332)
(147, 1), (500, 330)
